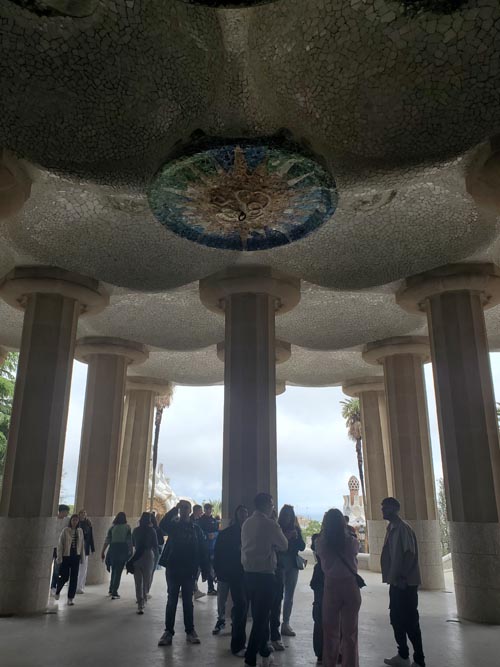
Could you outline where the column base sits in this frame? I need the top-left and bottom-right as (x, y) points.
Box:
(407, 519), (445, 590)
(0, 517), (58, 615)
(449, 521), (500, 624)
(86, 517), (113, 586)
(367, 520), (387, 573)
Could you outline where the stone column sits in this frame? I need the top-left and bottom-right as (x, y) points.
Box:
(343, 377), (392, 572)
(115, 376), (173, 519)
(0, 149), (31, 220)
(363, 337), (445, 590)
(74, 337), (148, 584)
(397, 263), (500, 622)
(200, 267), (300, 519)
(0, 267), (107, 615)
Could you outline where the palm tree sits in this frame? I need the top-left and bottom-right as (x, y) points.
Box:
(149, 387), (174, 512)
(340, 398), (366, 508)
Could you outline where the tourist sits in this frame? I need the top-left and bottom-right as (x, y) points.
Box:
(130, 511), (158, 614)
(213, 504), (249, 655)
(157, 499), (209, 647)
(381, 497), (425, 667)
(310, 531), (324, 665)
(316, 508), (361, 667)
(198, 502), (219, 595)
(270, 503), (306, 644)
(190, 504), (205, 599)
(241, 492), (288, 667)
(101, 511), (132, 600)
(76, 509), (95, 594)
(50, 503), (69, 595)
(150, 513), (164, 587)
(191, 504), (203, 523)
(55, 513), (84, 606)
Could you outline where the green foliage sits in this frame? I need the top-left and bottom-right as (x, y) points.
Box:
(206, 498), (222, 519)
(301, 519), (322, 539)
(340, 398), (361, 442)
(0, 353), (18, 486)
(437, 478), (450, 556)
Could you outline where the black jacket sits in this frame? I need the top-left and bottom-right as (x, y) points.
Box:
(278, 527), (306, 570)
(213, 523), (244, 583)
(158, 507), (209, 578)
(78, 519), (95, 556)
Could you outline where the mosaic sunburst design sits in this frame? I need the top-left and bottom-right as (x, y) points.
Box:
(148, 143), (337, 251)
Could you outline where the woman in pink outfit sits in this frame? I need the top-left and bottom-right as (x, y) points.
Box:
(316, 509), (361, 667)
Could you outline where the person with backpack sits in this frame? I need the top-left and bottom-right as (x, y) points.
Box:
(198, 502), (220, 595)
(157, 500), (209, 647)
(101, 512), (133, 600)
(129, 512), (158, 614)
(213, 504), (249, 656)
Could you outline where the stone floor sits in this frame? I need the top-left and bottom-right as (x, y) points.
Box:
(1, 567), (499, 667)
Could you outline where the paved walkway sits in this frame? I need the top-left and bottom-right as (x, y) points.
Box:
(0, 568), (498, 666)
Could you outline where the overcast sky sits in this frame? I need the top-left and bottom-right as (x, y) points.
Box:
(61, 353), (500, 521)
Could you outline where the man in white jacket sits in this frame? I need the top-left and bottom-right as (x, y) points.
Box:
(241, 493), (288, 667)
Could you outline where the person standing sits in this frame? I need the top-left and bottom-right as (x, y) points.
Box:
(191, 504), (206, 600)
(213, 504), (249, 655)
(76, 509), (95, 594)
(55, 513), (84, 606)
(310, 532), (324, 665)
(157, 500), (209, 647)
(316, 508), (362, 667)
(241, 493), (288, 667)
(130, 512), (158, 614)
(271, 504), (306, 643)
(150, 513), (164, 588)
(50, 504), (69, 595)
(381, 497), (425, 667)
(101, 512), (132, 600)
(198, 502), (219, 595)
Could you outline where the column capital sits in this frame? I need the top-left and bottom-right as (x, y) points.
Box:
(0, 149), (31, 220)
(199, 266), (300, 315)
(275, 380), (286, 396)
(0, 266), (108, 315)
(75, 336), (148, 366)
(216, 338), (291, 364)
(126, 375), (173, 397)
(396, 263), (500, 315)
(363, 336), (430, 366)
(342, 376), (385, 397)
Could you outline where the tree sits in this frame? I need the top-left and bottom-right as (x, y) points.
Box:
(437, 477), (450, 556)
(0, 352), (19, 488)
(301, 519), (322, 540)
(340, 398), (366, 506)
(206, 498), (222, 519)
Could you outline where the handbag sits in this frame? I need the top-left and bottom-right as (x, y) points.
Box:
(296, 554), (307, 570)
(337, 551), (366, 589)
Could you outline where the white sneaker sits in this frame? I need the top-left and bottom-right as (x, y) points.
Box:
(67, 599), (75, 606)
(384, 657), (411, 667)
(281, 623), (296, 637)
(233, 648), (246, 657)
(50, 588), (56, 597)
(271, 640), (285, 651)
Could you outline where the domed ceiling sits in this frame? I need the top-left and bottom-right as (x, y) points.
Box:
(1, 0), (500, 386)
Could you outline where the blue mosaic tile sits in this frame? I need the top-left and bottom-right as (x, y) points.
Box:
(148, 143), (338, 252)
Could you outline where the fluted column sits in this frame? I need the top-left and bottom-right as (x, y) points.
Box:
(0, 267), (107, 614)
(200, 267), (300, 518)
(398, 263), (500, 623)
(115, 376), (173, 519)
(343, 377), (392, 572)
(0, 149), (31, 220)
(364, 337), (445, 590)
(74, 337), (147, 584)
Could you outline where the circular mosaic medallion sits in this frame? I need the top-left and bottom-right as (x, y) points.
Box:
(148, 143), (338, 251)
